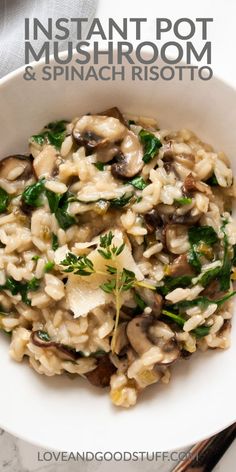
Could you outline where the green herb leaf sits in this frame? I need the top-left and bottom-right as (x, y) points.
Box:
(198, 266), (222, 288)
(0, 188), (10, 213)
(110, 193), (133, 208)
(94, 162), (106, 171)
(45, 190), (76, 230)
(60, 253), (95, 276)
(220, 223), (231, 291)
(0, 277), (40, 305)
(162, 309), (210, 338)
(188, 226), (218, 274)
(139, 129), (162, 164)
(174, 197), (192, 206)
(44, 261), (55, 272)
(158, 275), (192, 296)
(193, 326), (211, 338)
(52, 233), (59, 251)
(31, 120), (68, 150)
(32, 255), (40, 261)
(205, 174), (218, 186)
(134, 292), (147, 314)
(37, 330), (51, 342)
(172, 291), (236, 311)
(22, 178), (45, 208)
(129, 176), (148, 190)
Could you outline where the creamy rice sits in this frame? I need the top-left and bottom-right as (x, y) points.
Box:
(0, 106), (235, 407)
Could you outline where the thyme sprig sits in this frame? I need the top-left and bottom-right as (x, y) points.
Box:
(60, 231), (156, 351)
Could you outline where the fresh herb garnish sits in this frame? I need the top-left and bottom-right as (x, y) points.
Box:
(134, 292), (147, 313)
(22, 178), (45, 208)
(174, 197), (192, 206)
(31, 120), (68, 150)
(139, 129), (162, 164)
(0, 188), (10, 213)
(60, 231), (156, 351)
(52, 233), (59, 251)
(197, 266), (222, 288)
(129, 176), (148, 190)
(0, 277), (40, 305)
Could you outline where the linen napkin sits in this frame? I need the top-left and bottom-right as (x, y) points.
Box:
(0, 0), (98, 78)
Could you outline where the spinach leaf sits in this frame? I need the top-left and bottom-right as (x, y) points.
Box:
(158, 275), (192, 296)
(193, 326), (211, 338)
(22, 179), (45, 208)
(45, 190), (76, 230)
(44, 261), (55, 272)
(174, 197), (192, 205)
(1, 277), (40, 305)
(37, 330), (51, 342)
(188, 226), (218, 246)
(188, 226), (218, 273)
(198, 266), (222, 288)
(94, 162), (106, 171)
(220, 223), (231, 291)
(205, 174), (218, 186)
(133, 292), (147, 315)
(129, 176), (148, 190)
(52, 233), (59, 251)
(0, 188), (10, 213)
(31, 120), (68, 150)
(172, 290), (236, 311)
(110, 193), (133, 208)
(162, 309), (210, 338)
(232, 245), (236, 266)
(139, 129), (162, 164)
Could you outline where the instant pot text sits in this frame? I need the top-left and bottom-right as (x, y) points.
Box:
(24, 17), (213, 81)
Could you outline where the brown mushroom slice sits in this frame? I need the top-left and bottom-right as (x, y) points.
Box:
(98, 106), (126, 125)
(126, 316), (180, 365)
(165, 224), (190, 254)
(85, 354), (116, 388)
(111, 130), (144, 179)
(135, 289), (163, 317)
(144, 209), (164, 233)
(33, 145), (58, 179)
(184, 173), (212, 196)
(167, 253), (195, 277)
(0, 155), (33, 181)
(73, 115), (126, 152)
(113, 322), (129, 355)
(31, 331), (80, 361)
(126, 316), (154, 356)
(174, 153), (195, 170)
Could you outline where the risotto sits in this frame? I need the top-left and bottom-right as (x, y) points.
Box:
(0, 107), (235, 407)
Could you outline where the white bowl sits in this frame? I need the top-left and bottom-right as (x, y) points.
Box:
(0, 51), (236, 453)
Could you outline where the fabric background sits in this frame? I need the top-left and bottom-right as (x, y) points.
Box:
(0, 0), (97, 78)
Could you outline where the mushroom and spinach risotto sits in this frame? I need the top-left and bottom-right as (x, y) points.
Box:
(0, 107), (236, 407)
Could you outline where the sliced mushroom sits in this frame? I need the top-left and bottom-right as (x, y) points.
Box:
(184, 173), (212, 196)
(0, 155), (33, 181)
(126, 316), (179, 365)
(174, 153), (195, 170)
(98, 106), (126, 125)
(33, 145), (58, 179)
(135, 289), (163, 317)
(167, 253), (194, 277)
(144, 209), (164, 233)
(31, 331), (80, 361)
(113, 322), (129, 354)
(165, 224), (190, 254)
(73, 115), (126, 151)
(111, 130), (144, 179)
(85, 354), (116, 388)
(202, 280), (226, 301)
